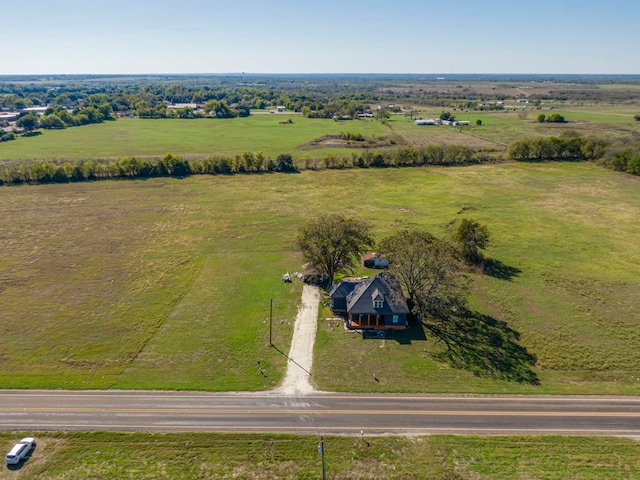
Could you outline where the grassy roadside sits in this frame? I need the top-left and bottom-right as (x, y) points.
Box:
(2, 431), (638, 479)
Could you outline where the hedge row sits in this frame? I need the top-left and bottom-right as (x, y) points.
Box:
(506, 134), (640, 175)
(0, 146), (495, 186)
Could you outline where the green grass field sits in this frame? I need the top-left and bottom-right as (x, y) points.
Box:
(400, 107), (640, 148)
(1, 163), (639, 394)
(1, 107), (638, 165)
(3, 431), (638, 479)
(0, 116), (392, 161)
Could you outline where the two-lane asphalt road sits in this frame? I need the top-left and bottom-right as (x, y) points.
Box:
(1, 390), (639, 436)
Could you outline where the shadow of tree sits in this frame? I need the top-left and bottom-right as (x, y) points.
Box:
(483, 258), (522, 281)
(425, 309), (539, 385)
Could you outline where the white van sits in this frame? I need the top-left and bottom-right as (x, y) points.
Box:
(5, 437), (35, 465)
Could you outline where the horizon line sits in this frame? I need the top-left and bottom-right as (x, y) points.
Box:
(1, 72), (640, 77)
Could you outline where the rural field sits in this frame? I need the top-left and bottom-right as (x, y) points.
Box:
(1, 105), (638, 165)
(2, 431), (639, 479)
(0, 115), (393, 162)
(1, 162), (639, 394)
(396, 106), (640, 148)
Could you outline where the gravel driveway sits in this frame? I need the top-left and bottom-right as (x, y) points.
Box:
(273, 285), (321, 395)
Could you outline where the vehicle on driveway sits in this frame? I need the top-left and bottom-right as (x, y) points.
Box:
(5, 437), (36, 465)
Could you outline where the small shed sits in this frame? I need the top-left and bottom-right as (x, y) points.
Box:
(361, 252), (389, 269)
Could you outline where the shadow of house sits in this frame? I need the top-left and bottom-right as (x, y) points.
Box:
(361, 321), (428, 344)
(330, 273), (409, 330)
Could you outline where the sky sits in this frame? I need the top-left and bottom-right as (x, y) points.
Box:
(1, 0), (638, 75)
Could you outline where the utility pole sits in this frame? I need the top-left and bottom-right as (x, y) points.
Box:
(269, 299), (273, 346)
(318, 435), (326, 480)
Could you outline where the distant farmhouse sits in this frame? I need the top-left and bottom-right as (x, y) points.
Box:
(414, 119), (436, 126)
(414, 118), (469, 126)
(166, 102), (202, 111)
(330, 273), (409, 330)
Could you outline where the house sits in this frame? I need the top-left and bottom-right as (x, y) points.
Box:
(328, 280), (359, 314)
(167, 103), (201, 110)
(361, 252), (389, 269)
(276, 106), (286, 112)
(22, 106), (48, 115)
(414, 119), (436, 126)
(330, 273), (410, 330)
(0, 112), (19, 122)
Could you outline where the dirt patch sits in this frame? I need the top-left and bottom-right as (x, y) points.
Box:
(297, 134), (400, 150)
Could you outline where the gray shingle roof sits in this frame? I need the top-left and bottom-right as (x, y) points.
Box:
(329, 281), (359, 298)
(346, 273), (409, 315)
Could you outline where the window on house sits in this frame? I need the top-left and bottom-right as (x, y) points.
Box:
(392, 315), (399, 324)
(373, 299), (383, 309)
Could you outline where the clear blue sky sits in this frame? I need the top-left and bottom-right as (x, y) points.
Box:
(2, 0), (638, 74)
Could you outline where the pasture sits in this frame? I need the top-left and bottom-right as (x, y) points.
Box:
(1, 163), (639, 394)
(2, 431), (638, 479)
(0, 115), (392, 162)
(403, 106), (640, 147)
(0, 105), (638, 166)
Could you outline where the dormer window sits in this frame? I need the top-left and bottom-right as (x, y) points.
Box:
(372, 288), (384, 309)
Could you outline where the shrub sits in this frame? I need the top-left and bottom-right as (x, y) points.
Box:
(547, 113), (566, 123)
(274, 153), (296, 172)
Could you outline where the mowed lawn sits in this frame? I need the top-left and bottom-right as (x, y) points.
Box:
(3, 431), (639, 480)
(0, 115), (392, 161)
(1, 163), (639, 393)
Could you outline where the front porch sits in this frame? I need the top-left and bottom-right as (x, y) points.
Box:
(348, 313), (407, 330)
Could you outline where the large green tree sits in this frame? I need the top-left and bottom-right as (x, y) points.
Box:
(378, 229), (468, 320)
(40, 114), (66, 129)
(374, 108), (390, 122)
(15, 113), (39, 131)
(295, 214), (373, 286)
(450, 218), (490, 265)
(204, 100), (235, 118)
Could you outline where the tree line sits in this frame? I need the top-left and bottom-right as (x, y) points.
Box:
(506, 134), (640, 175)
(2, 134), (637, 186)
(0, 152), (296, 186)
(0, 145), (497, 186)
